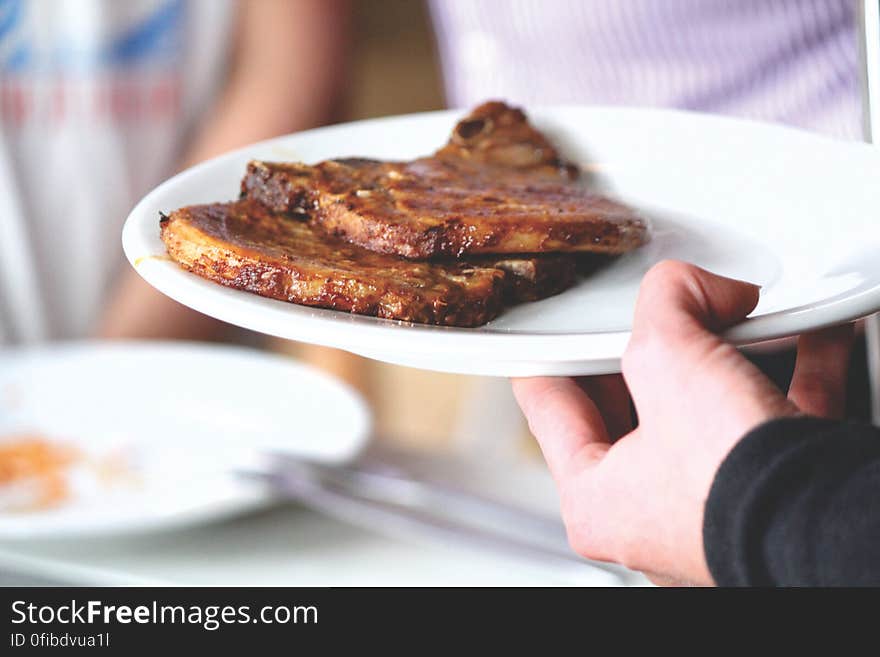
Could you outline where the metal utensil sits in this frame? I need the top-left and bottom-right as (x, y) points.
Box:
(241, 448), (628, 583)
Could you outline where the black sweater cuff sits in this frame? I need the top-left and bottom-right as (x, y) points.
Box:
(703, 416), (880, 586)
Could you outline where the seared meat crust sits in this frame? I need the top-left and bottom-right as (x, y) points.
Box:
(241, 101), (648, 259)
(160, 201), (576, 327)
(478, 255), (577, 303)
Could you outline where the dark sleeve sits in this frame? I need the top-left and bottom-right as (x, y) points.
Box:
(703, 416), (880, 586)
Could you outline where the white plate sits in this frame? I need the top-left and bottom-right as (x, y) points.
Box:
(123, 106), (880, 376)
(0, 342), (370, 539)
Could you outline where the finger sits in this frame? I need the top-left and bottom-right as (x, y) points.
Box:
(789, 323), (855, 419)
(575, 374), (633, 441)
(625, 260), (762, 394)
(632, 260), (760, 340)
(512, 377), (611, 483)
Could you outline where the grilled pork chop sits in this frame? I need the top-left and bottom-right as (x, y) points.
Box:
(242, 101), (647, 259)
(160, 200), (577, 327)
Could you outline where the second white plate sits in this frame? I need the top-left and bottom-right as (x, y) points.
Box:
(123, 106), (880, 376)
(0, 342), (371, 539)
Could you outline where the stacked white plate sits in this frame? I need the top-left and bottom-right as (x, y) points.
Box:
(0, 343), (370, 539)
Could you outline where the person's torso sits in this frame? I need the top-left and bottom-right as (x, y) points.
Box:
(430, 0), (860, 139)
(0, 0), (234, 344)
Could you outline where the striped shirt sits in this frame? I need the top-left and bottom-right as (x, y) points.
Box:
(429, 0), (860, 139)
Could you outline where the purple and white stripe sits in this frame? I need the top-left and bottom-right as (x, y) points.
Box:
(429, 0), (860, 139)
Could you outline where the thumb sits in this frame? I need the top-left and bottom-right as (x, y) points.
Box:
(623, 261), (794, 427)
(631, 260), (759, 340)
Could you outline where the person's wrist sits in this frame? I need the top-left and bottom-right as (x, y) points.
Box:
(708, 374), (800, 469)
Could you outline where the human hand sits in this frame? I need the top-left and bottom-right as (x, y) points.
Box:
(513, 261), (854, 585)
